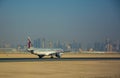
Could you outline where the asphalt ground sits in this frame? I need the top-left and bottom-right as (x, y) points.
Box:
(0, 57), (120, 62)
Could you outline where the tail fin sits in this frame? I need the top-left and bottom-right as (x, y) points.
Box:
(27, 36), (32, 48)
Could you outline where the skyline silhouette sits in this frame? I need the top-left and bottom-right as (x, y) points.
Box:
(0, 0), (120, 47)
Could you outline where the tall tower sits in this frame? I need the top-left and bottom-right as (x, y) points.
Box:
(105, 38), (112, 52)
(116, 40), (120, 52)
(42, 38), (45, 48)
(33, 38), (41, 48)
(48, 41), (53, 48)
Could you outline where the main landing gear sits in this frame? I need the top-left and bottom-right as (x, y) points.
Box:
(38, 55), (44, 58)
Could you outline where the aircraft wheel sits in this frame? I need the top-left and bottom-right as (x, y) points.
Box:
(55, 53), (61, 58)
(50, 55), (54, 58)
(38, 55), (44, 58)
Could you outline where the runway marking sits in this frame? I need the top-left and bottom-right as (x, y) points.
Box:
(0, 57), (120, 62)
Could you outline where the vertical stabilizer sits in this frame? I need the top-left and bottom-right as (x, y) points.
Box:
(27, 36), (32, 48)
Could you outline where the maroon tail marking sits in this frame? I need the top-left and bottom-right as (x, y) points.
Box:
(28, 38), (31, 48)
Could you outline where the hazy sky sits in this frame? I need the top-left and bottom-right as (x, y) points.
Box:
(0, 0), (120, 46)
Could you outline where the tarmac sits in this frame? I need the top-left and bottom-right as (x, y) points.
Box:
(0, 53), (120, 78)
(0, 57), (120, 62)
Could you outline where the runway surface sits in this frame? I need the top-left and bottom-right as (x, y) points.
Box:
(0, 57), (120, 62)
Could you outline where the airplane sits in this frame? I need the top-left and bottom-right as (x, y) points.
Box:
(27, 37), (64, 59)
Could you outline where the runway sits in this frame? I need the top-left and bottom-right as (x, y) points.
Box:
(0, 57), (120, 62)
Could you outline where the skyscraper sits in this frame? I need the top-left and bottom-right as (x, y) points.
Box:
(33, 38), (41, 48)
(42, 38), (45, 48)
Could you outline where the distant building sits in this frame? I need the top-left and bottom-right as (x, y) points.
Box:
(48, 40), (53, 48)
(94, 42), (105, 51)
(42, 38), (45, 48)
(33, 38), (41, 48)
(71, 40), (81, 52)
(106, 44), (113, 52)
(66, 43), (71, 51)
(112, 40), (120, 52)
(105, 38), (113, 52)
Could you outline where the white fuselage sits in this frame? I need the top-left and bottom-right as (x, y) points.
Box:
(27, 47), (63, 58)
